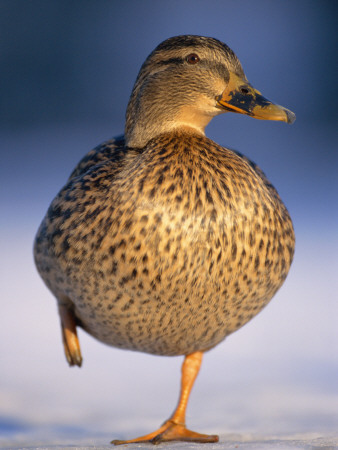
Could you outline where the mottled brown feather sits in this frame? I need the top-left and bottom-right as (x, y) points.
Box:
(34, 130), (294, 356)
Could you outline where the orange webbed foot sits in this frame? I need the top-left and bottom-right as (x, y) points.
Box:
(112, 352), (218, 445)
(111, 419), (219, 445)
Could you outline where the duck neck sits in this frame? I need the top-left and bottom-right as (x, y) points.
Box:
(124, 75), (217, 148)
(125, 108), (212, 149)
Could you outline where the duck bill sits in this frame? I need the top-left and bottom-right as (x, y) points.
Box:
(216, 73), (296, 124)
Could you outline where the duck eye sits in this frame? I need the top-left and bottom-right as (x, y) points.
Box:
(186, 53), (200, 64)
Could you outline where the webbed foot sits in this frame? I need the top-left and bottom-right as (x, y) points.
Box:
(111, 419), (218, 445)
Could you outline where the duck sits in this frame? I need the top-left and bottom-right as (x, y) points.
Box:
(34, 35), (296, 444)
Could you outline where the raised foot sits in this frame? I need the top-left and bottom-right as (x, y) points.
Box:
(111, 420), (219, 445)
(59, 303), (82, 367)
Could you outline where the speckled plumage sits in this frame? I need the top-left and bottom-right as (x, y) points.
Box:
(34, 35), (295, 444)
(35, 131), (294, 355)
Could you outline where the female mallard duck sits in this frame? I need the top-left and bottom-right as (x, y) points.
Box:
(34, 35), (295, 444)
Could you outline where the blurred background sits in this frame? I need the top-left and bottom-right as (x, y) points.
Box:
(1, 0), (337, 447)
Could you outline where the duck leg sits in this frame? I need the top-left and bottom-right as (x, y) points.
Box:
(58, 303), (82, 367)
(112, 351), (219, 445)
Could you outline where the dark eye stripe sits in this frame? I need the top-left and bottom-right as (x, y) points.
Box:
(154, 57), (229, 83)
(157, 57), (184, 66)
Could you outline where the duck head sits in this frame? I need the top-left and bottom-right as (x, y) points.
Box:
(125, 35), (295, 148)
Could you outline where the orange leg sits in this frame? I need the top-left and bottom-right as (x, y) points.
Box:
(58, 304), (82, 367)
(112, 351), (219, 445)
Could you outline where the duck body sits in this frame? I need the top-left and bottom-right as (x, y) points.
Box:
(34, 36), (295, 444)
(35, 130), (294, 356)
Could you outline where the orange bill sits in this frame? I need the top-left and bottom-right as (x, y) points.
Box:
(216, 73), (296, 124)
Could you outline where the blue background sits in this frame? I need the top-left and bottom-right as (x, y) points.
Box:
(1, 1), (337, 446)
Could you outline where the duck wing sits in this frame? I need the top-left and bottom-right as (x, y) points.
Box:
(68, 135), (126, 180)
